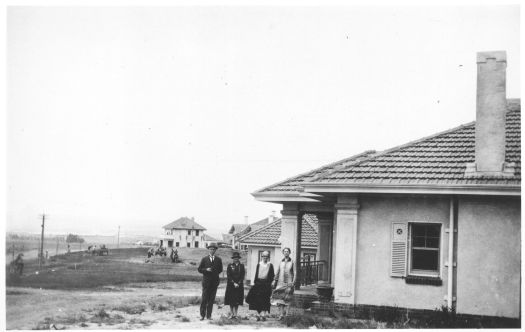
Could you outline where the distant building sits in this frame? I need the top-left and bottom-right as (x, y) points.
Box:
(160, 217), (207, 249)
(202, 233), (219, 248)
(225, 214), (274, 249)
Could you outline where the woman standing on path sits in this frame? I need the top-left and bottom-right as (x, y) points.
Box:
(246, 251), (275, 321)
(271, 247), (296, 320)
(224, 252), (245, 319)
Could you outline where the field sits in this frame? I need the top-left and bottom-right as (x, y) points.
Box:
(6, 247), (287, 330)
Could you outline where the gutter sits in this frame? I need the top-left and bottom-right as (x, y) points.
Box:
(302, 183), (521, 196)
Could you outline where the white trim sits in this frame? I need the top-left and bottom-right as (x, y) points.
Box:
(252, 191), (323, 202)
(240, 242), (317, 250)
(407, 221), (444, 279)
(303, 183), (520, 196)
(447, 198), (455, 308)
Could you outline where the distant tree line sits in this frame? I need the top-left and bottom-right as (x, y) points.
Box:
(66, 234), (85, 244)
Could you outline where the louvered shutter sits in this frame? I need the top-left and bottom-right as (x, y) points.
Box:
(390, 222), (408, 277)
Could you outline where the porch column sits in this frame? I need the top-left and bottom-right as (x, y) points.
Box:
(317, 213), (333, 282)
(280, 204), (299, 256)
(333, 195), (359, 304)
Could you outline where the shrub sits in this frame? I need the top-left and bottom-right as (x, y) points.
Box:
(373, 305), (404, 324)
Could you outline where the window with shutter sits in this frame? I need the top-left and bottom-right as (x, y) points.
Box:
(391, 222), (408, 277)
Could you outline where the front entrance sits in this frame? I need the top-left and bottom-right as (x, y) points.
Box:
(168, 240), (174, 247)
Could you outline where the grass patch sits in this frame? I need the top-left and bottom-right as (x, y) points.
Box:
(6, 290), (28, 295)
(5, 248), (205, 290)
(128, 318), (153, 327)
(112, 304), (147, 315)
(283, 315), (384, 329)
(180, 316), (190, 322)
(89, 309), (126, 325)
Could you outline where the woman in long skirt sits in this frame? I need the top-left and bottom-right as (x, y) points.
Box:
(271, 247), (296, 320)
(246, 251), (275, 321)
(224, 252), (245, 319)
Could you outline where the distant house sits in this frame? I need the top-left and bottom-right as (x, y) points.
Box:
(202, 234), (219, 248)
(225, 214), (273, 249)
(251, 51), (520, 319)
(237, 214), (319, 285)
(160, 217), (207, 249)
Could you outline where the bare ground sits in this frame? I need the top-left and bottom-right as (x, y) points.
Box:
(6, 281), (285, 330)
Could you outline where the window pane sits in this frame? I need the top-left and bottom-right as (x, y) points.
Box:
(412, 249), (439, 271)
(412, 224), (426, 237)
(426, 237), (440, 248)
(426, 225), (441, 237)
(413, 236), (426, 247)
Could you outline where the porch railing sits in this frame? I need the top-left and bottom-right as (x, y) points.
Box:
(299, 259), (327, 286)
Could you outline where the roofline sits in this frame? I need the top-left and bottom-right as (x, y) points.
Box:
(162, 226), (207, 230)
(252, 191), (324, 203)
(251, 150), (377, 195)
(302, 183), (521, 196)
(237, 218), (282, 243)
(239, 242), (317, 249)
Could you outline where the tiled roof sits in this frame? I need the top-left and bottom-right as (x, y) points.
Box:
(162, 217), (207, 230)
(229, 224), (249, 235)
(238, 215), (319, 248)
(203, 234), (219, 241)
(312, 101), (520, 186)
(254, 150), (377, 193)
(255, 100), (520, 192)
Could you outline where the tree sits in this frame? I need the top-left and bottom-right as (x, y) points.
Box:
(66, 234), (85, 244)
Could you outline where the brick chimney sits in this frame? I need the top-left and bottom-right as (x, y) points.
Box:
(244, 216), (249, 225)
(465, 51), (516, 177)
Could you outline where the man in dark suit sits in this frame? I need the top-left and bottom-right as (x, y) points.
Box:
(197, 242), (223, 320)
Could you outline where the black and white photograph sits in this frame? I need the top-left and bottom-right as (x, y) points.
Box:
(4, 3), (521, 329)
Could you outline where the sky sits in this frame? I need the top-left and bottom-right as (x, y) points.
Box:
(6, 5), (520, 238)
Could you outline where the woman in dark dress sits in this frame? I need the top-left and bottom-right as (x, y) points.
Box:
(224, 252), (245, 319)
(246, 250), (275, 321)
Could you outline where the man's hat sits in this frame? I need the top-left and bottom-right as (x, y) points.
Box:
(231, 252), (241, 259)
(207, 242), (218, 249)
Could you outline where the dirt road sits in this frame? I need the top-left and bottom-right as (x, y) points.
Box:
(6, 281), (284, 330)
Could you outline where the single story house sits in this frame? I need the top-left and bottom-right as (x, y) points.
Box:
(252, 51), (520, 319)
(160, 217), (207, 249)
(202, 233), (219, 248)
(237, 214), (319, 285)
(225, 215), (272, 249)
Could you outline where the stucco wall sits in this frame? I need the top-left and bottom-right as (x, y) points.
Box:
(356, 195), (450, 310)
(456, 196), (520, 318)
(160, 229), (204, 248)
(245, 245), (317, 284)
(246, 246), (278, 283)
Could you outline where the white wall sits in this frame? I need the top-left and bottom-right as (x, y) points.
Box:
(160, 229), (205, 248)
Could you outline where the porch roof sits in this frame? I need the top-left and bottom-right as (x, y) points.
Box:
(238, 214), (319, 248)
(253, 100), (520, 198)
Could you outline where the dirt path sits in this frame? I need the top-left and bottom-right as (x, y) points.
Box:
(6, 282), (285, 330)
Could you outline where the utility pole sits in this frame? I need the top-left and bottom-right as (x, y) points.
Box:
(12, 244), (15, 262)
(39, 214), (45, 269)
(117, 225), (120, 249)
(56, 236), (59, 255)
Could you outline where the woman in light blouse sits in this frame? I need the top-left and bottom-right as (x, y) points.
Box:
(271, 247), (296, 320)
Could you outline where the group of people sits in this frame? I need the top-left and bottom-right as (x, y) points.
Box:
(197, 242), (296, 321)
